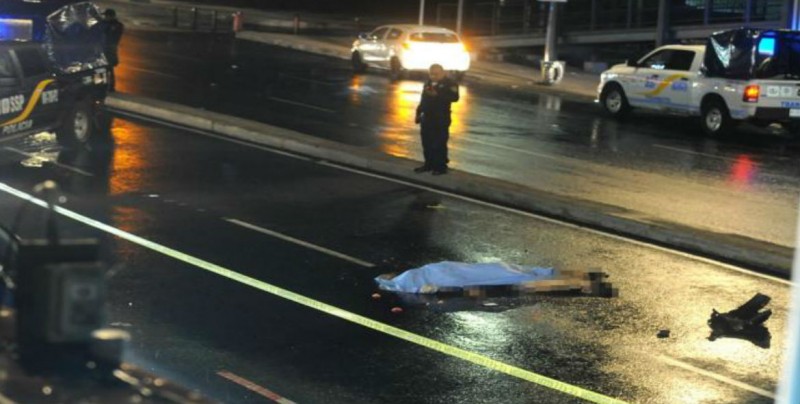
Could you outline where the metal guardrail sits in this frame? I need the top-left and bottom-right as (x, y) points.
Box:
(168, 6), (242, 32)
(434, 0), (784, 38)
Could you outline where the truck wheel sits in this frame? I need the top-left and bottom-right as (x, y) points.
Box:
(57, 100), (94, 147)
(389, 57), (405, 81)
(701, 99), (733, 136)
(600, 84), (630, 118)
(351, 52), (367, 74)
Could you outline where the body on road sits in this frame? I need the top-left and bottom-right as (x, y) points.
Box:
(0, 116), (791, 403)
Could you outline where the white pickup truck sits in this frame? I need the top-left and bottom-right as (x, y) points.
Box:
(598, 29), (800, 136)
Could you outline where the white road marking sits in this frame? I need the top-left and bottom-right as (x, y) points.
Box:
(3, 147), (94, 177)
(124, 66), (182, 79)
(269, 97), (335, 114)
(0, 182), (623, 404)
(0, 133), (30, 144)
(279, 73), (338, 86)
(105, 111), (794, 286)
(109, 109), (315, 162)
(656, 355), (776, 399)
(652, 144), (740, 163)
(226, 218), (375, 268)
(459, 137), (560, 160)
(318, 161), (794, 286)
(217, 370), (297, 404)
(652, 144), (800, 182)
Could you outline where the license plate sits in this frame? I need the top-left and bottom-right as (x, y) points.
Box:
(790, 109), (800, 118)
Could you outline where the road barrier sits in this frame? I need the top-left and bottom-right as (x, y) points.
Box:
(105, 93), (795, 276)
(167, 5), (237, 32)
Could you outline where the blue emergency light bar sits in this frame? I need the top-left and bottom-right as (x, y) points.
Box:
(758, 36), (776, 56)
(0, 17), (33, 41)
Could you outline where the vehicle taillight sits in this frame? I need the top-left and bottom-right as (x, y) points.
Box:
(743, 85), (760, 103)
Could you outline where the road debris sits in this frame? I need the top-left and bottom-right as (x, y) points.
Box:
(657, 330), (670, 339)
(708, 293), (772, 348)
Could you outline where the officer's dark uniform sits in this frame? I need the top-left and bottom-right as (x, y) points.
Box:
(99, 11), (124, 92)
(416, 77), (459, 172)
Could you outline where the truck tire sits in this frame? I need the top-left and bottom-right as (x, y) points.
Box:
(389, 57), (405, 81)
(600, 83), (630, 118)
(543, 62), (564, 84)
(701, 98), (733, 136)
(351, 52), (367, 74)
(57, 100), (95, 147)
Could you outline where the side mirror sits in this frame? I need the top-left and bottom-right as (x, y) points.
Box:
(626, 59), (638, 68)
(0, 78), (18, 87)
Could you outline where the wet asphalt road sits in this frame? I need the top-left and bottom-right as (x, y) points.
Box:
(0, 116), (792, 403)
(111, 30), (800, 250)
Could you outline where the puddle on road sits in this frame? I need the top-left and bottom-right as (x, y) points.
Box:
(22, 132), (57, 148)
(19, 150), (60, 169)
(5, 131), (62, 169)
(396, 293), (541, 313)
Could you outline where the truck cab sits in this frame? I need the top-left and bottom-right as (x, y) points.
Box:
(0, 42), (106, 145)
(0, 1), (109, 146)
(598, 29), (800, 136)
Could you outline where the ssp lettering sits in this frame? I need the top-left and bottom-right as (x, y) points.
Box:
(41, 89), (59, 105)
(0, 95), (25, 115)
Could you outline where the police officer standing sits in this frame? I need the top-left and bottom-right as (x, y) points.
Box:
(100, 9), (124, 92)
(414, 64), (459, 175)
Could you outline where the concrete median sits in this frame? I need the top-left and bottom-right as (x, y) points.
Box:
(105, 92), (795, 275)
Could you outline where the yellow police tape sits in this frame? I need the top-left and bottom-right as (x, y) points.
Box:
(0, 182), (627, 404)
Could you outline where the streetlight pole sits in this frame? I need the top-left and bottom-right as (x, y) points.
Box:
(419, 0), (425, 25)
(544, 1), (557, 62)
(456, 0), (465, 35)
(540, 0), (565, 84)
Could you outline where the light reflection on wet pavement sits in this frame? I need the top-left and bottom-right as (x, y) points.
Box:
(111, 31), (800, 249)
(0, 28), (795, 403)
(0, 115), (790, 403)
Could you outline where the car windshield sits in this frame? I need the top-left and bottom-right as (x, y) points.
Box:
(409, 32), (459, 43)
(0, 2), (798, 404)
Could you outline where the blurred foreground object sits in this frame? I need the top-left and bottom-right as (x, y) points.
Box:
(777, 203), (800, 403)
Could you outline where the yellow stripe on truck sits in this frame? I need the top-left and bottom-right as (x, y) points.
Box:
(643, 74), (687, 97)
(0, 78), (55, 126)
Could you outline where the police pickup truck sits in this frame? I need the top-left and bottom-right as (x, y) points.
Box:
(0, 42), (107, 146)
(0, 1), (108, 147)
(598, 28), (800, 136)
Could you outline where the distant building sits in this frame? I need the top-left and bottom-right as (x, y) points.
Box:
(427, 0), (793, 66)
